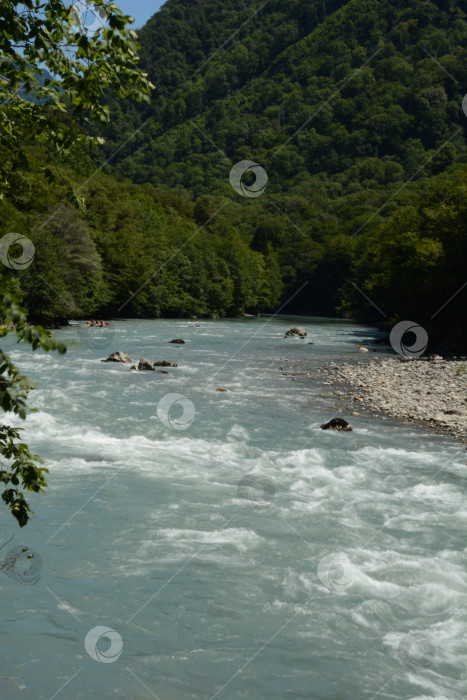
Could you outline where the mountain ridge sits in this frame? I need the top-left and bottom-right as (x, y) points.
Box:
(1, 0), (465, 349)
(101, 0), (466, 204)
(90, 0), (467, 348)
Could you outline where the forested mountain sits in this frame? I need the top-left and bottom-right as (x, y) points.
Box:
(103, 0), (467, 196)
(98, 0), (467, 348)
(1, 0), (466, 348)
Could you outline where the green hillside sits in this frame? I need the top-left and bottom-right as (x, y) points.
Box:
(0, 145), (281, 323)
(97, 0), (467, 347)
(1, 0), (466, 349)
(103, 0), (467, 193)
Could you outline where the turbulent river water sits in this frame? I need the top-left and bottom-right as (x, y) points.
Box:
(1, 317), (466, 700)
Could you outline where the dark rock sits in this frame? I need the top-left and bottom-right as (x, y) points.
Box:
(285, 326), (307, 338)
(102, 351), (131, 363)
(169, 339), (185, 344)
(130, 365), (137, 370)
(153, 361), (178, 367)
(138, 359), (155, 371)
(320, 417), (353, 432)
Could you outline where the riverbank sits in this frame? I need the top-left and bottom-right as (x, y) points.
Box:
(321, 357), (466, 444)
(282, 355), (467, 444)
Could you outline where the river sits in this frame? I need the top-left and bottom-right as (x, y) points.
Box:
(1, 317), (465, 699)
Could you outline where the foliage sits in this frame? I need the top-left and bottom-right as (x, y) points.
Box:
(0, 0), (154, 191)
(0, 1), (154, 527)
(100, 0), (467, 200)
(1, 0), (466, 349)
(93, 0), (467, 348)
(338, 168), (467, 349)
(0, 286), (66, 526)
(0, 146), (283, 320)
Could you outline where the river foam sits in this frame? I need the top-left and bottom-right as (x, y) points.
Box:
(1, 317), (465, 699)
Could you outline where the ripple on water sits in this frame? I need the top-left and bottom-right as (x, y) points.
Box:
(1, 318), (465, 700)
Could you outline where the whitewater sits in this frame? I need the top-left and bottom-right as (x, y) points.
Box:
(0, 317), (465, 699)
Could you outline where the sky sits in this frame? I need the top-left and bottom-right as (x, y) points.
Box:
(114, 1), (166, 29)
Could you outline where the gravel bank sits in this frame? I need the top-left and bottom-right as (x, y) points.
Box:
(280, 356), (467, 444)
(315, 357), (467, 444)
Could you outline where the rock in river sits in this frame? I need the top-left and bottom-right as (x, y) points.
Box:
(285, 327), (307, 338)
(102, 351), (131, 363)
(320, 417), (353, 432)
(138, 358), (155, 371)
(153, 360), (178, 367)
(169, 339), (185, 344)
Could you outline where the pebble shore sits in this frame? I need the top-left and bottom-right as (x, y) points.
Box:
(310, 357), (467, 444)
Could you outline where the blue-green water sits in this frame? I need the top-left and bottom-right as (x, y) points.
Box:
(1, 317), (466, 699)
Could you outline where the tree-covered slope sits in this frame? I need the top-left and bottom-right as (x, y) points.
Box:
(1, 0), (465, 350)
(102, 0), (347, 148)
(92, 0), (467, 348)
(102, 0), (467, 196)
(0, 145), (282, 323)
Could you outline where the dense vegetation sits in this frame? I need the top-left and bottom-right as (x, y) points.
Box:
(0, 0), (152, 188)
(1, 0), (466, 349)
(0, 144), (282, 322)
(100, 0), (467, 348)
(0, 287), (66, 527)
(0, 0), (152, 527)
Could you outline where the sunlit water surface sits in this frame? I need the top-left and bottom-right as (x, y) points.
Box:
(1, 317), (466, 699)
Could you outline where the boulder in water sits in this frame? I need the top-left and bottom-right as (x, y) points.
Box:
(320, 417), (353, 432)
(285, 326), (307, 338)
(138, 358), (155, 371)
(169, 339), (185, 344)
(153, 360), (178, 367)
(102, 351), (131, 363)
